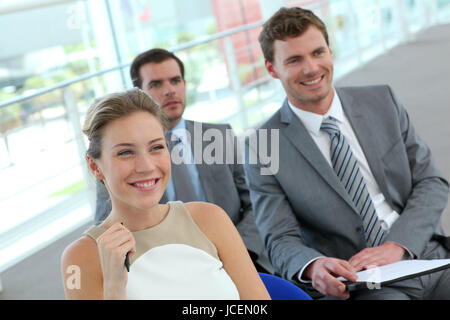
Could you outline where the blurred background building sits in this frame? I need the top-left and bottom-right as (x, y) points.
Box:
(0, 0), (449, 298)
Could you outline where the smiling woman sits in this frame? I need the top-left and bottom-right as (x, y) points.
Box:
(87, 111), (171, 216)
(60, 88), (270, 300)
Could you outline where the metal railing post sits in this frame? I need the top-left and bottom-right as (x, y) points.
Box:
(346, 0), (363, 67)
(396, 0), (413, 43)
(225, 37), (249, 129)
(2, 132), (13, 167)
(375, 0), (387, 52)
(62, 86), (96, 214)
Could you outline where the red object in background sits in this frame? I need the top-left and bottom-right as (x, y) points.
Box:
(211, 0), (325, 85)
(139, 5), (151, 23)
(211, 0), (265, 85)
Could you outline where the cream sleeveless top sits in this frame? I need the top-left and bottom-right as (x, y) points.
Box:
(83, 201), (239, 300)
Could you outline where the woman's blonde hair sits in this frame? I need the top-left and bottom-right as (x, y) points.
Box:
(82, 87), (168, 159)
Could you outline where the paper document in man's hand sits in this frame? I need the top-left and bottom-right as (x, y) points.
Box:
(337, 259), (450, 291)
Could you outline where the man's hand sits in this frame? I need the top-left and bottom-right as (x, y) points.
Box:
(304, 258), (358, 299)
(349, 242), (406, 272)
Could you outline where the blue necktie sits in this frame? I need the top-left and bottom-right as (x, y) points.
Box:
(321, 117), (385, 247)
(166, 132), (197, 202)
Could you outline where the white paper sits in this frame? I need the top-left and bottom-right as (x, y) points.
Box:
(337, 259), (450, 284)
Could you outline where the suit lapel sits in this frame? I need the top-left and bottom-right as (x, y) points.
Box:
(185, 119), (216, 203)
(280, 100), (357, 212)
(337, 88), (392, 206)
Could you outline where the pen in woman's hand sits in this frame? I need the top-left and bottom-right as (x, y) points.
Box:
(121, 222), (131, 272)
(124, 252), (130, 272)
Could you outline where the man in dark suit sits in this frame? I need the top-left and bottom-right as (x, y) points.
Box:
(94, 48), (272, 273)
(244, 7), (450, 299)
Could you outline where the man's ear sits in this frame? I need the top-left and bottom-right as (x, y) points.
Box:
(265, 60), (279, 79)
(86, 154), (104, 180)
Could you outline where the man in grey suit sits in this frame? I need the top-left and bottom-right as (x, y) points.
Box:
(244, 7), (450, 299)
(94, 48), (272, 273)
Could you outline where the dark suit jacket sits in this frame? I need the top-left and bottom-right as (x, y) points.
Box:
(244, 85), (449, 283)
(95, 119), (271, 271)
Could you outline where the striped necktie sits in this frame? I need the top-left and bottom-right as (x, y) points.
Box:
(321, 117), (385, 247)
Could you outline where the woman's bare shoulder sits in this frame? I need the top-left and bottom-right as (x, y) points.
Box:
(184, 202), (231, 226)
(61, 235), (101, 274)
(61, 235), (103, 299)
(183, 201), (235, 245)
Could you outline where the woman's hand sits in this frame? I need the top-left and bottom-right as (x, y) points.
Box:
(96, 222), (136, 299)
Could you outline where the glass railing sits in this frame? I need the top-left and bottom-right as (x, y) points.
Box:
(0, 0), (449, 273)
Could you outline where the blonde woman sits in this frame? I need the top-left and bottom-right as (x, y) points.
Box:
(61, 88), (270, 300)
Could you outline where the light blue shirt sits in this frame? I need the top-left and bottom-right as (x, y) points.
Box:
(165, 118), (207, 202)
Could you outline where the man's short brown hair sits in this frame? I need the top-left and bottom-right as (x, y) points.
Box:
(130, 48), (185, 89)
(258, 7), (329, 63)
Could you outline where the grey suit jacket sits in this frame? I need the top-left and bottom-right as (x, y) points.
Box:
(244, 85), (449, 283)
(95, 119), (270, 270)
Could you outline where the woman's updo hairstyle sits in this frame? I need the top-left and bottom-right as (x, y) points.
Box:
(82, 88), (168, 159)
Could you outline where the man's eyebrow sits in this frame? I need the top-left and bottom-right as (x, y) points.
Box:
(146, 79), (161, 86)
(313, 46), (328, 52)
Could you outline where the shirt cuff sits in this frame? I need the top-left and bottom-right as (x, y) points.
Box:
(388, 241), (415, 260)
(297, 256), (325, 283)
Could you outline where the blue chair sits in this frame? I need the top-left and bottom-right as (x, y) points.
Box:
(259, 272), (313, 300)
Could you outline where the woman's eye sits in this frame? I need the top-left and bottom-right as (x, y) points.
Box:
(151, 145), (165, 151)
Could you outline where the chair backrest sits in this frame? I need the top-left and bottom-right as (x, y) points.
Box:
(259, 273), (312, 300)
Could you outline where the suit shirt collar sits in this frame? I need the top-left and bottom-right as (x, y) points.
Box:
(287, 88), (345, 135)
(167, 118), (187, 144)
